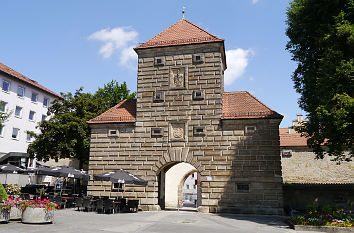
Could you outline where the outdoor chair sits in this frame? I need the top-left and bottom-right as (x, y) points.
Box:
(20, 193), (30, 200)
(103, 199), (114, 214)
(75, 197), (83, 211)
(55, 196), (66, 209)
(48, 195), (55, 203)
(83, 197), (93, 212)
(95, 199), (104, 214)
(127, 200), (139, 213)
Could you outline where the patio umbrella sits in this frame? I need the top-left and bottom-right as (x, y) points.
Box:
(0, 164), (27, 174)
(0, 164), (27, 184)
(35, 166), (89, 180)
(34, 166), (88, 195)
(94, 169), (148, 186)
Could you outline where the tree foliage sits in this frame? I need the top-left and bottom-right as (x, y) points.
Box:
(27, 81), (135, 168)
(286, 0), (353, 161)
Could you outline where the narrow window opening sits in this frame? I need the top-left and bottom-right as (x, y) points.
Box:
(236, 183), (250, 193)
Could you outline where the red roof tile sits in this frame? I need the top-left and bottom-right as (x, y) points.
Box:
(87, 99), (136, 124)
(279, 128), (308, 147)
(134, 19), (224, 50)
(222, 91), (283, 119)
(0, 62), (61, 98)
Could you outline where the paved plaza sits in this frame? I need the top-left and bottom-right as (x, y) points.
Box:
(0, 209), (318, 233)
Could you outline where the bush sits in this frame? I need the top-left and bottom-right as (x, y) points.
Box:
(0, 184), (8, 201)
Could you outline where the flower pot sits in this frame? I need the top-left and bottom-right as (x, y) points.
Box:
(0, 209), (10, 222)
(10, 206), (22, 220)
(22, 208), (54, 224)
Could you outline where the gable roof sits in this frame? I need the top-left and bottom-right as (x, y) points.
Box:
(279, 128), (308, 147)
(87, 99), (136, 124)
(222, 91), (283, 120)
(134, 19), (224, 50)
(0, 62), (61, 98)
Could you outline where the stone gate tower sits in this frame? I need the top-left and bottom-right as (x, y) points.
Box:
(88, 19), (284, 214)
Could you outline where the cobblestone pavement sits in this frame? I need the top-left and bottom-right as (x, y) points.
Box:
(0, 209), (317, 233)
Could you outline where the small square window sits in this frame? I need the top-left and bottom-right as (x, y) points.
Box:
(151, 127), (163, 138)
(15, 106), (22, 117)
(2, 81), (9, 92)
(154, 57), (165, 66)
(0, 101), (6, 112)
(236, 183), (250, 193)
(153, 91), (164, 102)
(12, 128), (19, 139)
(17, 86), (24, 97)
(29, 111), (35, 121)
(192, 90), (204, 100)
(108, 130), (118, 137)
(43, 98), (49, 107)
(193, 126), (205, 136)
(41, 115), (47, 121)
(112, 183), (124, 192)
(193, 54), (203, 63)
(245, 126), (256, 134)
(31, 93), (38, 102)
(281, 150), (293, 158)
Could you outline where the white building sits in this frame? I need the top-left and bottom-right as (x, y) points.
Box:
(0, 62), (60, 167)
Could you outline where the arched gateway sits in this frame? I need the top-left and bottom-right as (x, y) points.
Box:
(87, 19), (284, 215)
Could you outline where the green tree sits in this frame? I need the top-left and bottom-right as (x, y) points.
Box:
(0, 184), (8, 201)
(27, 81), (135, 169)
(286, 0), (353, 161)
(95, 80), (135, 110)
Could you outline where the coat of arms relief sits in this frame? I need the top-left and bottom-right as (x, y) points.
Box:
(170, 67), (185, 88)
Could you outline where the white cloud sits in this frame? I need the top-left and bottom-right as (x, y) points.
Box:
(252, 0), (259, 4)
(88, 27), (138, 67)
(224, 48), (253, 86)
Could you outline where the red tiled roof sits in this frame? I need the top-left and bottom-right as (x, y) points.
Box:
(222, 91), (283, 120)
(134, 19), (224, 50)
(279, 128), (308, 147)
(87, 99), (136, 124)
(0, 62), (61, 98)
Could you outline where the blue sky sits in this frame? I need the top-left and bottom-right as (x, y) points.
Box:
(0, 0), (305, 127)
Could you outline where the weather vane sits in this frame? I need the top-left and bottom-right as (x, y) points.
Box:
(182, 6), (186, 19)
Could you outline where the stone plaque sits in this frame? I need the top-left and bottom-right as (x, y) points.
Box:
(170, 123), (185, 141)
(170, 67), (185, 88)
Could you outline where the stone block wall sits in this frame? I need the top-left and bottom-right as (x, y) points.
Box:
(88, 42), (284, 214)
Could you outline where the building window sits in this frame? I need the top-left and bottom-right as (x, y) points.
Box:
(154, 57), (165, 66)
(192, 90), (204, 100)
(0, 125), (4, 137)
(15, 106), (22, 117)
(29, 111), (35, 121)
(186, 184), (189, 189)
(245, 126), (256, 134)
(236, 183), (250, 193)
(0, 101), (6, 112)
(108, 130), (118, 137)
(31, 93), (38, 102)
(112, 183), (124, 192)
(281, 150), (293, 158)
(192, 54), (203, 63)
(17, 86), (24, 97)
(41, 115), (46, 121)
(153, 91), (164, 102)
(2, 81), (9, 92)
(193, 126), (205, 136)
(151, 127), (163, 138)
(12, 128), (19, 140)
(26, 132), (32, 141)
(43, 98), (49, 107)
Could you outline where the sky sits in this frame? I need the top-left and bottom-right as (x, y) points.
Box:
(0, 0), (305, 127)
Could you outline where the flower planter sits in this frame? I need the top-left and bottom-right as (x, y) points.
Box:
(10, 206), (22, 220)
(22, 208), (54, 224)
(0, 209), (10, 222)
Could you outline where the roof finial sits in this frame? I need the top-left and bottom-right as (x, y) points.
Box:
(182, 6), (186, 19)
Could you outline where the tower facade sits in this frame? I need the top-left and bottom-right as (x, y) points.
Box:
(88, 19), (284, 214)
